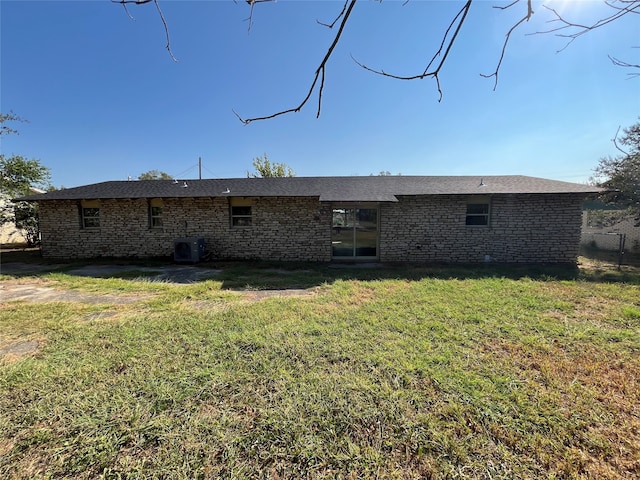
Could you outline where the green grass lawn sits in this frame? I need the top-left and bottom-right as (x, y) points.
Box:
(1, 262), (639, 479)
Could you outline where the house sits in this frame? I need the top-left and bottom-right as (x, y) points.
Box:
(16, 175), (599, 263)
(1, 187), (46, 245)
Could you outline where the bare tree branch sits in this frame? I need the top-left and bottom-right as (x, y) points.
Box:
(350, 1), (473, 102)
(613, 125), (631, 155)
(480, 0), (534, 90)
(609, 54), (640, 78)
(116, 0), (638, 123)
(112, 0), (178, 62)
(153, 0), (177, 61)
(234, 0), (357, 124)
(239, 0), (275, 33)
(532, 1), (640, 53)
(317, 0), (349, 29)
(120, 1), (135, 20)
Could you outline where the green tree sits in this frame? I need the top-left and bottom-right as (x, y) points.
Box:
(13, 202), (41, 247)
(0, 155), (52, 247)
(593, 119), (640, 223)
(0, 114), (52, 246)
(248, 154), (295, 178)
(138, 169), (173, 180)
(0, 155), (52, 198)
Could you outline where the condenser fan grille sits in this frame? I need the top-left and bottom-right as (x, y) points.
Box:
(174, 238), (205, 263)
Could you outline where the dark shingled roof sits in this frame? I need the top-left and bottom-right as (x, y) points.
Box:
(16, 175), (600, 203)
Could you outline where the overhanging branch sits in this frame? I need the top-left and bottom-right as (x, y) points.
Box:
(115, 0), (639, 123)
(609, 54), (640, 77)
(480, 0), (534, 89)
(240, 0), (275, 33)
(113, 0), (178, 62)
(234, 0), (357, 124)
(532, 0), (640, 53)
(350, 0), (473, 102)
(317, 0), (349, 29)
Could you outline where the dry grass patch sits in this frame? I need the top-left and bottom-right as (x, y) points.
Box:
(238, 287), (319, 301)
(480, 339), (640, 478)
(536, 280), (640, 328)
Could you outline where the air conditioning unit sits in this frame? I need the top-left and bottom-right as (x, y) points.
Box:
(174, 237), (205, 263)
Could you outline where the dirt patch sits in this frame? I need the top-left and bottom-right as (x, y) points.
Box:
(0, 284), (147, 304)
(63, 265), (222, 284)
(1, 262), (224, 304)
(0, 340), (40, 361)
(1, 262), (223, 284)
(0, 262), (67, 276)
(239, 288), (318, 301)
(1, 282), (318, 305)
(84, 311), (121, 321)
(0, 340), (39, 356)
(185, 288), (318, 311)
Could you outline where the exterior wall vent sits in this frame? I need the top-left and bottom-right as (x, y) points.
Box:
(174, 237), (205, 263)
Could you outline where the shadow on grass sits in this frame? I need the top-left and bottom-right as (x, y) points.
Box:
(212, 260), (639, 290)
(1, 248), (178, 280)
(2, 247), (639, 289)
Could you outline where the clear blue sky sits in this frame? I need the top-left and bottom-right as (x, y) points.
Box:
(1, 0), (638, 188)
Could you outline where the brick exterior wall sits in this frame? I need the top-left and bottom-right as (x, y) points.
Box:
(37, 193), (584, 263)
(38, 197), (332, 261)
(379, 193), (584, 263)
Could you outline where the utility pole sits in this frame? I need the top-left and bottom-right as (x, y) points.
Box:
(198, 157), (202, 180)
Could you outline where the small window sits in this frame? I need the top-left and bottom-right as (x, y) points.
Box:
(149, 198), (163, 228)
(466, 199), (490, 226)
(82, 208), (100, 228)
(230, 198), (253, 227)
(80, 200), (100, 228)
(231, 205), (252, 226)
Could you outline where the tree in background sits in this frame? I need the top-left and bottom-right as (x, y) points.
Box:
(0, 155), (51, 198)
(593, 119), (640, 224)
(0, 114), (52, 246)
(248, 154), (295, 178)
(138, 170), (173, 180)
(12, 202), (42, 247)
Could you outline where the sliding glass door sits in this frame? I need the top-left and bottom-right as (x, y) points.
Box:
(331, 207), (378, 259)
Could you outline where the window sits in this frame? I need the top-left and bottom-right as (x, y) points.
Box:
(82, 208), (100, 228)
(149, 198), (163, 228)
(230, 198), (253, 227)
(80, 200), (100, 228)
(231, 206), (252, 226)
(466, 197), (490, 226)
